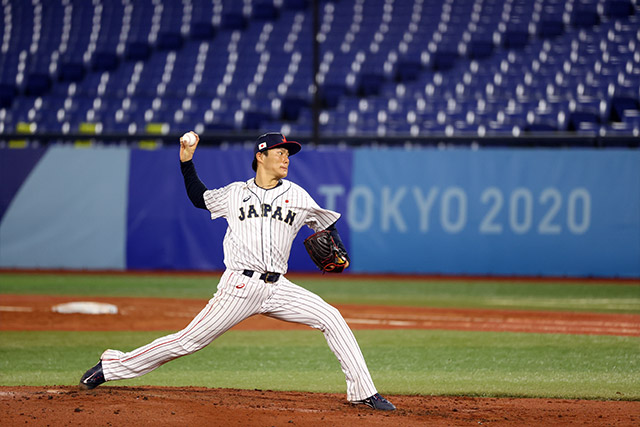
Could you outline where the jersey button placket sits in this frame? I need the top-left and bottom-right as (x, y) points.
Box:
(262, 202), (272, 270)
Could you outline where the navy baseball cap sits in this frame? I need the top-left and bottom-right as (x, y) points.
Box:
(252, 132), (301, 171)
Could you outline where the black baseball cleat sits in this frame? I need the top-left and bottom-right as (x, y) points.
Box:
(353, 393), (396, 411)
(79, 361), (105, 390)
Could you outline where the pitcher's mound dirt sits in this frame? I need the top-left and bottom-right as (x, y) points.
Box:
(1, 386), (639, 426)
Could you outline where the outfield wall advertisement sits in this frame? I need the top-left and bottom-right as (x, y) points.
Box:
(1, 147), (638, 277)
(348, 150), (639, 277)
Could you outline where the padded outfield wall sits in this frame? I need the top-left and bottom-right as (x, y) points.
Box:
(1, 146), (638, 278)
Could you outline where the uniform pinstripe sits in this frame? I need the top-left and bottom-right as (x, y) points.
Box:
(101, 177), (378, 402)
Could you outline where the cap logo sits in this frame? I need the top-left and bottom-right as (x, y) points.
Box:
(258, 142), (267, 150)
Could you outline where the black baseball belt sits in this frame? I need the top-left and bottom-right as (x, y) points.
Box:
(242, 269), (280, 283)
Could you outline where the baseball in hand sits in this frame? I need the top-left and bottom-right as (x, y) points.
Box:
(181, 132), (196, 146)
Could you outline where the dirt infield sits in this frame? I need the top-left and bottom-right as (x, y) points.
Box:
(1, 294), (639, 426)
(2, 294), (640, 336)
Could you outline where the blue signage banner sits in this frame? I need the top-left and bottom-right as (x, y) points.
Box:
(1, 146), (637, 278)
(1, 147), (129, 269)
(348, 149), (640, 277)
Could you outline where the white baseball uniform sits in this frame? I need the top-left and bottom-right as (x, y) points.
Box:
(101, 177), (378, 401)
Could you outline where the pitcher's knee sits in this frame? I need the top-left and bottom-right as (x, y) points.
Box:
(177, 335), (205, 354)
(319, 305), (349, 331)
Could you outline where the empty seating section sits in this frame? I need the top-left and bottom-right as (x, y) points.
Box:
(0, 0), (638, 141)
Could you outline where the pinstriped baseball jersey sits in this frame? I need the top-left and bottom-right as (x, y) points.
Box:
(204, 178), (340, 274)
(96, 146), (381, 404)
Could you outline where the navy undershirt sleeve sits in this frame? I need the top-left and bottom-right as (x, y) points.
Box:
(180, 160), (207, 210)
(326, 222), (351, 263)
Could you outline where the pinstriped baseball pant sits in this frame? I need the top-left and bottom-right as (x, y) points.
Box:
(101, 269), (378, 401)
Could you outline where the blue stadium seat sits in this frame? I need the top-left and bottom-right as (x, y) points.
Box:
(0, 84), (18, 108)
(604, 0), (635, 18)
(609, 95), (640, 121)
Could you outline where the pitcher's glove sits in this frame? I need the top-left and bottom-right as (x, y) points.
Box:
(304, 230), (349, 273)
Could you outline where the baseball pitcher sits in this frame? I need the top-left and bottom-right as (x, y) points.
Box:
(79, 132), (395, 411)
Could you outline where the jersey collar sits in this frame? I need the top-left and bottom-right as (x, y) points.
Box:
(250, 178), (283, 190)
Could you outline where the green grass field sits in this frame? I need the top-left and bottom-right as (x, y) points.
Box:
(1, 272), (639, 400)
(2, 272), (639, 312)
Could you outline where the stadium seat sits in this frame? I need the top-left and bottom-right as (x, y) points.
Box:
(0, 84), (17, 109)
(609, 96), (640, 121)
(604, 0), (635, 18)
